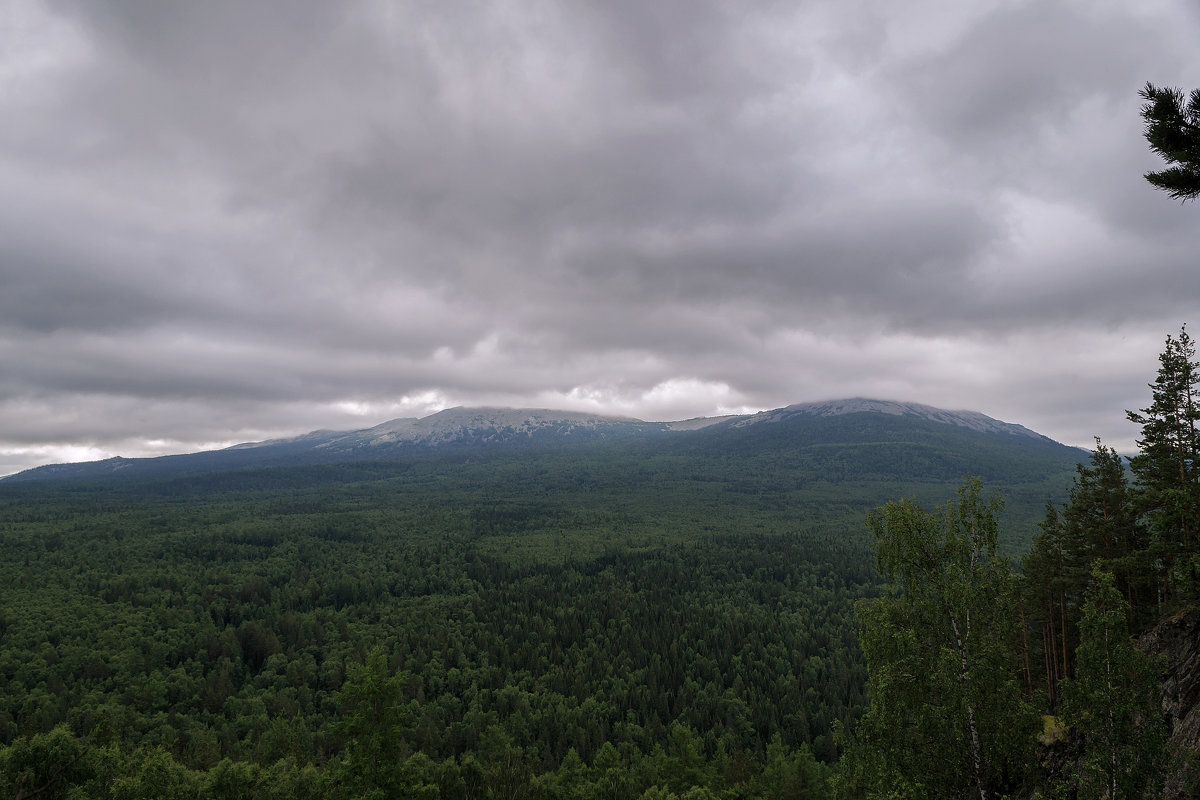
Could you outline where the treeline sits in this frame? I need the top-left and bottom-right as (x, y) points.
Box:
(1, 712), (829, 800)
(840, 327), (1200, 799)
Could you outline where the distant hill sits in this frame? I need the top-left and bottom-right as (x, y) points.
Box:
(1, 398), (1086, 550)
(3, 398), (1080, 489)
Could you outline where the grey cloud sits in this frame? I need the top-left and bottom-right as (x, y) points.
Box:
(2, 1), (1199, 473)
(896, 2), (1152, 148)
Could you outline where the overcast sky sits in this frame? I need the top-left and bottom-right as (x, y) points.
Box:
(3, 0), (1199, 476)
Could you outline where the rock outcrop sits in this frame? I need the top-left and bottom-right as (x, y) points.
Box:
(1140, 606), (1200, 751)
(1139, 606), (1200, 797)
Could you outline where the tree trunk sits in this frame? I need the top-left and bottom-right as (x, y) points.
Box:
(950, 613), (988, 800)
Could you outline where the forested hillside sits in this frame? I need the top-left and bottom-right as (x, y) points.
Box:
(0, 407), (1080, 798)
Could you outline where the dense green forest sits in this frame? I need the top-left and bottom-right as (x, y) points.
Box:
(0, 405), (1080, 798)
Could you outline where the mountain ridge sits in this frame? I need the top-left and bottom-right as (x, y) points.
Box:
(2, 398), (1072, 484)
(744, 398), (1053, 440)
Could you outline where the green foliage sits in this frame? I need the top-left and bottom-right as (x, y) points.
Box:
(326, 648), (438, 799)
(1060, 442), (1144, 580)
(837, 478), (1038, 800)
(752, 734), (828, 799)
(0, 445), (896, 799)
(0, 724), (92, 800)
(1059, 568), (1167, 800)
(1140, 83), (1200, 201)
(1127, 325), (1200, 605)
(108, 746), (202, 800)
(1022, 440), (1152, 706)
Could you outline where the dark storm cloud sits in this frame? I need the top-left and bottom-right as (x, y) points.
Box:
(3, 0), (1200, 473)
(896, 3), (1147, 147)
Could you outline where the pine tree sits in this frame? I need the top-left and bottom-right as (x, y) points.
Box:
(1140, 83), (1200, 201)
(1060, 441), (1150, 629)
(1022, 442), (1153, 707)
(1022, 503), (1076, 705)
(1126, 326), (1200, 605)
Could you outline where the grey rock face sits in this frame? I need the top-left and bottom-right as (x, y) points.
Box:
(1140, 607), (1200, 752)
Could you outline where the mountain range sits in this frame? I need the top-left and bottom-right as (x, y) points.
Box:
(4, 397), (1075, 485)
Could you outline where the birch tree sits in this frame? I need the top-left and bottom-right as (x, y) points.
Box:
(836, 478), (1036, 800)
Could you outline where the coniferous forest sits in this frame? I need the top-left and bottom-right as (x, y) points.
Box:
(1, 330), (1198, 799)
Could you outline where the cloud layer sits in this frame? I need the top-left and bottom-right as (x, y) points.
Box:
(3, 0), (1200, 475)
